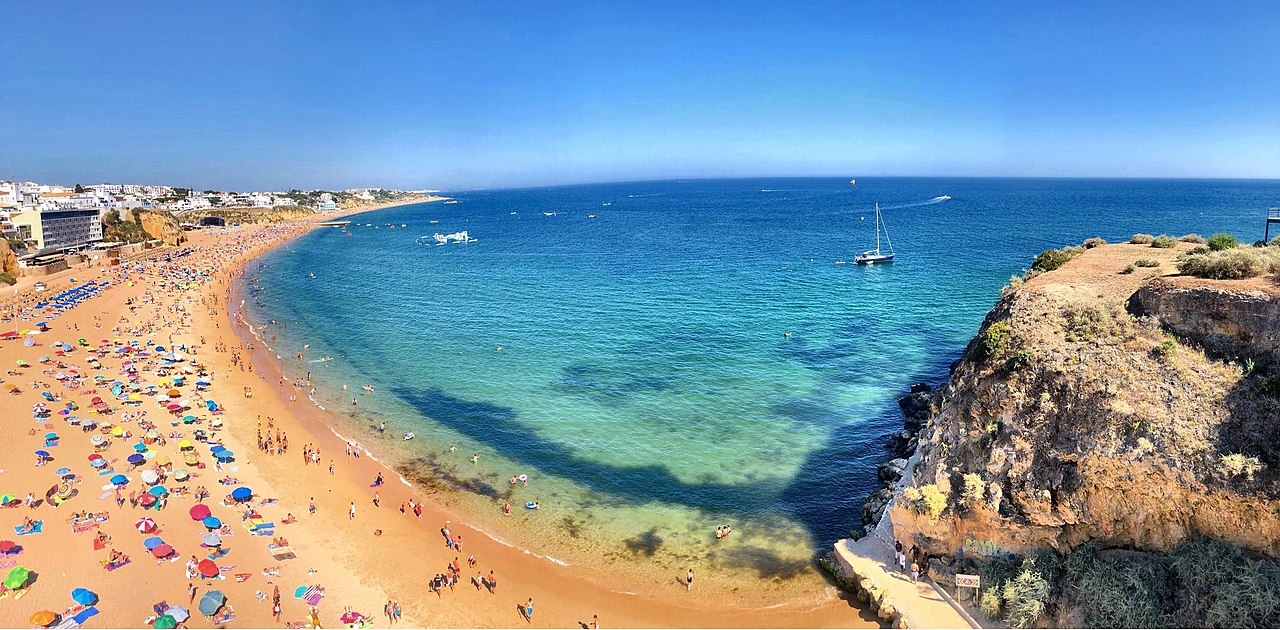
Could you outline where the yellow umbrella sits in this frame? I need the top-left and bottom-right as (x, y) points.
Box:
(156, 455), (171, 466)
(128, 393), (141, 401)
(111, 427), (124, 437)
(178, 440), (192, 449)
(29, 610), (58, 627)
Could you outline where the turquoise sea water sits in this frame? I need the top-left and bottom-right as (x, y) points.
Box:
(239, 177), (1279, 587)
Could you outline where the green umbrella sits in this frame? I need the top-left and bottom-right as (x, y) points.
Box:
(152, 615), (178, 629)
(4, 565), (29, 589)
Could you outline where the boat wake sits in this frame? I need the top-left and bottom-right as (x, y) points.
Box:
(879, 195), (952, 210)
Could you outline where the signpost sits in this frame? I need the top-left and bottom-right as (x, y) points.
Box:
(955, 573), (981, 600)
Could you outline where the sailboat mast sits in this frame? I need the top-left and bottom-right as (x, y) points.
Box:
(875, 203), (881, 254)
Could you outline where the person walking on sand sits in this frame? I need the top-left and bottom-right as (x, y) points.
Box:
(373, 492), (380, 508)
(349, 502), (356, 520)
(524, 597), (534, 623)
(393, 600), (401, 622)
(686, 568), (694, 591)
(384, 601), (393, 624)
(309, 497), (317, 515)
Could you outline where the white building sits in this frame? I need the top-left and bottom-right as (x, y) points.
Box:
(10, 207), (103, 253)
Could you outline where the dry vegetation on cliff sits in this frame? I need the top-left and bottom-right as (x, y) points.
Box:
(888, 238), (1280, 627)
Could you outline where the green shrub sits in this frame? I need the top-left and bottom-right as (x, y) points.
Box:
(1217, 453), (1265, 481)
(1005, 349), (1033, 371)
(1032, 246), (1081, 272)
(1178, 249), (1280, 280)
(962, 473), (985, 507)
(920, 484), (948, 521)
(1135, 259), (1160, 268)
(1130, 233), (1155, 244)
(1083, 237), (1106, 249)
(1208, 233), (1238, 251)
(980, 587), (1002, 618)
(1185, 245), (1210, 256)
(1003, 567), (1051, 628)
(974, 320), (1011, 362)
(1154, 338), (1177, 361)
(0, 272), (14, 286)
(1062, 302), (1122, 342)
(1150, 234), (1177, 248)
(1179, 233), (1207, 244)
(1121, 263), (1136, 275)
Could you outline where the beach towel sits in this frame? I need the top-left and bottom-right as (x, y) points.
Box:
(207, 549), (230, 560)
(269, 545), (296, 561)
(300, 585), (324, 606)
(15, 521), (42, 535)
(234, 573), (252, 582)
(0, 560), (16, 569)
(251, 529), (274, 537)
(105, 558), (131, 571)
(71, 607), (99, 625)
(71, 522), (98, 534)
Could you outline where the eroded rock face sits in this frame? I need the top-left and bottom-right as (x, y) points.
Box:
(0, 239), (17, 276)
(889, 245), (1280, 560)
(137, 210), (186, 246)
(1130, 276), (1280, 370)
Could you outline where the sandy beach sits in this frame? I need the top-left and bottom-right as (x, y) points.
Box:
(0, 206), (872, 629)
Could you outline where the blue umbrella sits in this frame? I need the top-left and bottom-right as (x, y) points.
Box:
(44, 433), (58, 440)
(127, 454), (145, 465)
(142, 536), (164, 550)
(198, 590), (226, 616)
(34, 450), (50, 458)
(109, 474), (128, 485)
(71, 587), (97, 605)
(201, 516), (221, 529)
(133, 444), (147, 452)
(216, 451), (234, 461)
(209, 445), (225, 454)
(150, 486), (168, 496)
(90, 459), (106, 468)
(230, 487), (251, 501)
(55, 467), (71, 476)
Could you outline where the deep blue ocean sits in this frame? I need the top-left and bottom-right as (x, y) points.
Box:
(240, 177), (1279, 586)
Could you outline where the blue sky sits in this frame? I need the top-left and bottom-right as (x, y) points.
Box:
(4, 1), (1278, 190)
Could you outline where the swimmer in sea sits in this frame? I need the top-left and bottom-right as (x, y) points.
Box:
(470, 453), (479, 464)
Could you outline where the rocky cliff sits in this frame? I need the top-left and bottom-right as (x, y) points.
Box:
(1131, 276), (1280, 371)
(136, 210), (186, 246)
(886, 242), (1280, 565)
(198, 205), (315, 225)
(0, 239), (18, 277)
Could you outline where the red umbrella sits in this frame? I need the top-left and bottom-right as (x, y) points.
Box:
(139, 493), (157, 507)
(198, 559), (218, 578)
(151, 543), (174, 558)
(0, 540), (15, 552)
(189, 504), (211, 520)
(87, 454), (104, 461)
(134, 517), (157, 533)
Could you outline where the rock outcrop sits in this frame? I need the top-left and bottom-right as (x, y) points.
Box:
(196, 205), (315, 225)
(889, 242), (1280, 563)
(1130, 276), (1280, 370)
(0, 238), (18, 277)
(136, 210), (186, 246)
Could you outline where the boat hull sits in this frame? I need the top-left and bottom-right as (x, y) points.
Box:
(854, 254), (894, 265)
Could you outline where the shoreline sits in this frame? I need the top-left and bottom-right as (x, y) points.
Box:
(216, 210), (875, 626)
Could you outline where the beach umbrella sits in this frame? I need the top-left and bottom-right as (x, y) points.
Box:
(55, 482), (73, 500)
(198, 590), (226, 615)
(0, 541), (15, 553)
(23, 338), (33, 347)
(149, 486), (168, 497)
(133, 443), (147, 452)
(138, 493), (157, 507)
(4, 566), (29, 588)
(177, 439), (193, 449)
(181, 414), (197, 424)
(151, 543), (174, 558)
(230, 487), (251, 501)
(71, 587), (97, 605)
(189, 504), (211, 520)
(90, 458), (107, 469)
(28, 610), (58, 627)
(215, 450), (234, 461)
(55, 467), (71, 476)
(172, 469), (189, 481)
(44, 432), (58, 440)
(90, 434), (104, 446)
(109, 474), (128, 485)
(134, 517), (157, 533)
(128, 454), (146, 466)
(87, 454), (103, 462)
(202, 533), (222, 547)
(111, 427), (124, 437)
(155, 455), (171, 466)
(142, 536), (164, 550)
(139, 470), (159, 485)
(205, 400), (217, 411)
(34, 450), (50, 458)
(293, 585), (307, 599)
(163, 606), (189, 623)
(340, 611), (365, 624)
(209, 444), (225, 454)
(152, 615), (177, 629)
(201, 516), (221, 529)
(197, 559), (219, 579)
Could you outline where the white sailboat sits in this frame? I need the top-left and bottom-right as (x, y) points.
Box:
(854, 203), (895, 265)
